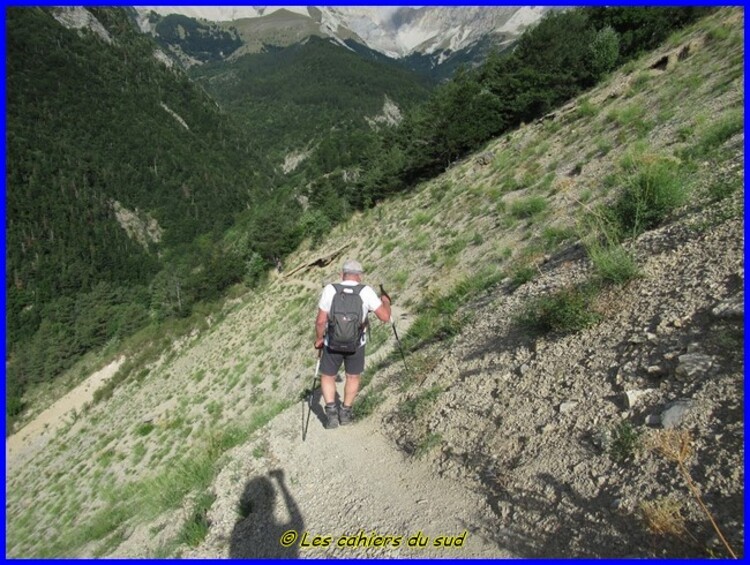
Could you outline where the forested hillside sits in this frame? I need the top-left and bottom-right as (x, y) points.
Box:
(5, 7), (285, 422)
(191, 35), (432, 176)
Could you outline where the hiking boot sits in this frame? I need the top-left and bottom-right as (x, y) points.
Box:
(339, 405), (354, 426)
(325, 405), (339, 429)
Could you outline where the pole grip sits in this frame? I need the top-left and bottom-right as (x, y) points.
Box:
(379, 284), (392, 304)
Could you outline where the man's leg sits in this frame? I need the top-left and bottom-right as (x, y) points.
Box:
(338, 375), (359, 426)
(320, 374), (340, 429)
(320, 374), (337, 405)
(342, 374), (361, 407)
(339, 346), (365, 425)
(319, 348), (344, 429)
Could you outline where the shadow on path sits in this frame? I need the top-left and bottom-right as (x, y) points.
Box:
(229, 469), (304, 558)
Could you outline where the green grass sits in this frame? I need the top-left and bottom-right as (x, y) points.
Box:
(609, 421), (642, 463)
(175, 491), (216, 548)
(135, 422), (154, 437)
(576, 97), (598, 118)
(612, 155), (687, 236)
(542, 226), (576, 250)
(131, 442), (147, 465)
(34, 401), (290, 556)
(596, 138), (613, 157)
(409, 211), (432, 228)
(397, 385), (443, 420)
(517, 286), (601, 335)
(629, 72), (651, 95)
(353, 386), (386, 419)
(401, 267), (502, 353)
(381, 240), (399, 255)
(414, 432), (443, 458)
(588, 243), (641, 285)
(509, 196), (548, 219)
(707, 177), (741, 202)
(608, 104), (652, 137)
(706, 23), (732, 43)
(510, 264), (537, 289)
(688, 110), (743, 158)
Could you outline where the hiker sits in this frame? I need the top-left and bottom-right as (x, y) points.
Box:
(314, 259), (391, 429)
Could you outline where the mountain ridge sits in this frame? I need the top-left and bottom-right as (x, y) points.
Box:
(135, 6), (552, 76)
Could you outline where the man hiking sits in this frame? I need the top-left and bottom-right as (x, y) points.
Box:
(314, 259), (391, 429)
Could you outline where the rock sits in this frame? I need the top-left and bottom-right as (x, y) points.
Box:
(624, 389), (654, 409)
(712, 293), (743, 319)
(475, 151), (495, 166)
(675, 353), (713, 380)
(661, 400), (694, 429)
(647, 365), (666, 376)
(559, 401), (578, 414)
(645, 414), (661, 426)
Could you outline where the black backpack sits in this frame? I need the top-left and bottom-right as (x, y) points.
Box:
(327, 284), (365, 353)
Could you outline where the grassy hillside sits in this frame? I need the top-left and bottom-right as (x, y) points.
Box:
(5, 8), (743, 558)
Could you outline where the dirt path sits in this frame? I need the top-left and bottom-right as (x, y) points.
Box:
(180, 377), (512, 558)
(5, 356), (125, 472)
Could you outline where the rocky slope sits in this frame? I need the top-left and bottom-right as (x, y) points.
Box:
(5, 8), (743, 558)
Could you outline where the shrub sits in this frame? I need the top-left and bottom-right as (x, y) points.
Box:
(612, 156), (686, 236)
(510, 264), (537, 289)
(588, 243), (641, 284)
(135, 422), (155, 436)
(589, 26), (620, 78)
(640, 497), (688, 537)
(610, 420), (642, 462)
(518, 286), (600, 335)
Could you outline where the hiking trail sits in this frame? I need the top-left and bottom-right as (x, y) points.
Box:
(115, 374), (512, 558)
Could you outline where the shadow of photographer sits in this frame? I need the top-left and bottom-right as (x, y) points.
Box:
(229, 468), (304, 558)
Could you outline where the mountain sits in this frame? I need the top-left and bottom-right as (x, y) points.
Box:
(134, 6), (553, 79)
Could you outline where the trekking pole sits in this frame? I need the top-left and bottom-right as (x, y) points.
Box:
(380, 285), (409, 374)
(302, 350), (321, 442)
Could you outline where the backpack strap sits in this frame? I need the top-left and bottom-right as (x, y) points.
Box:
(332, 283), (364, 295)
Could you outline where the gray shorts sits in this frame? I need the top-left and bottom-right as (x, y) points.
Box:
(320, 345), (366, 377)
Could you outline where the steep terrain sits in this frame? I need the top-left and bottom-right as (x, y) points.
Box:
(5, 9), (743, 558)
(135, 6), (550, 78)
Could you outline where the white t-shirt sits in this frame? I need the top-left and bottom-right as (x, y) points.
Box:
(319, 280), (382, 346)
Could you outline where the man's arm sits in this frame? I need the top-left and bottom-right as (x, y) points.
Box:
(314, 308), (328, 349)
(374, 295), (391, 323)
